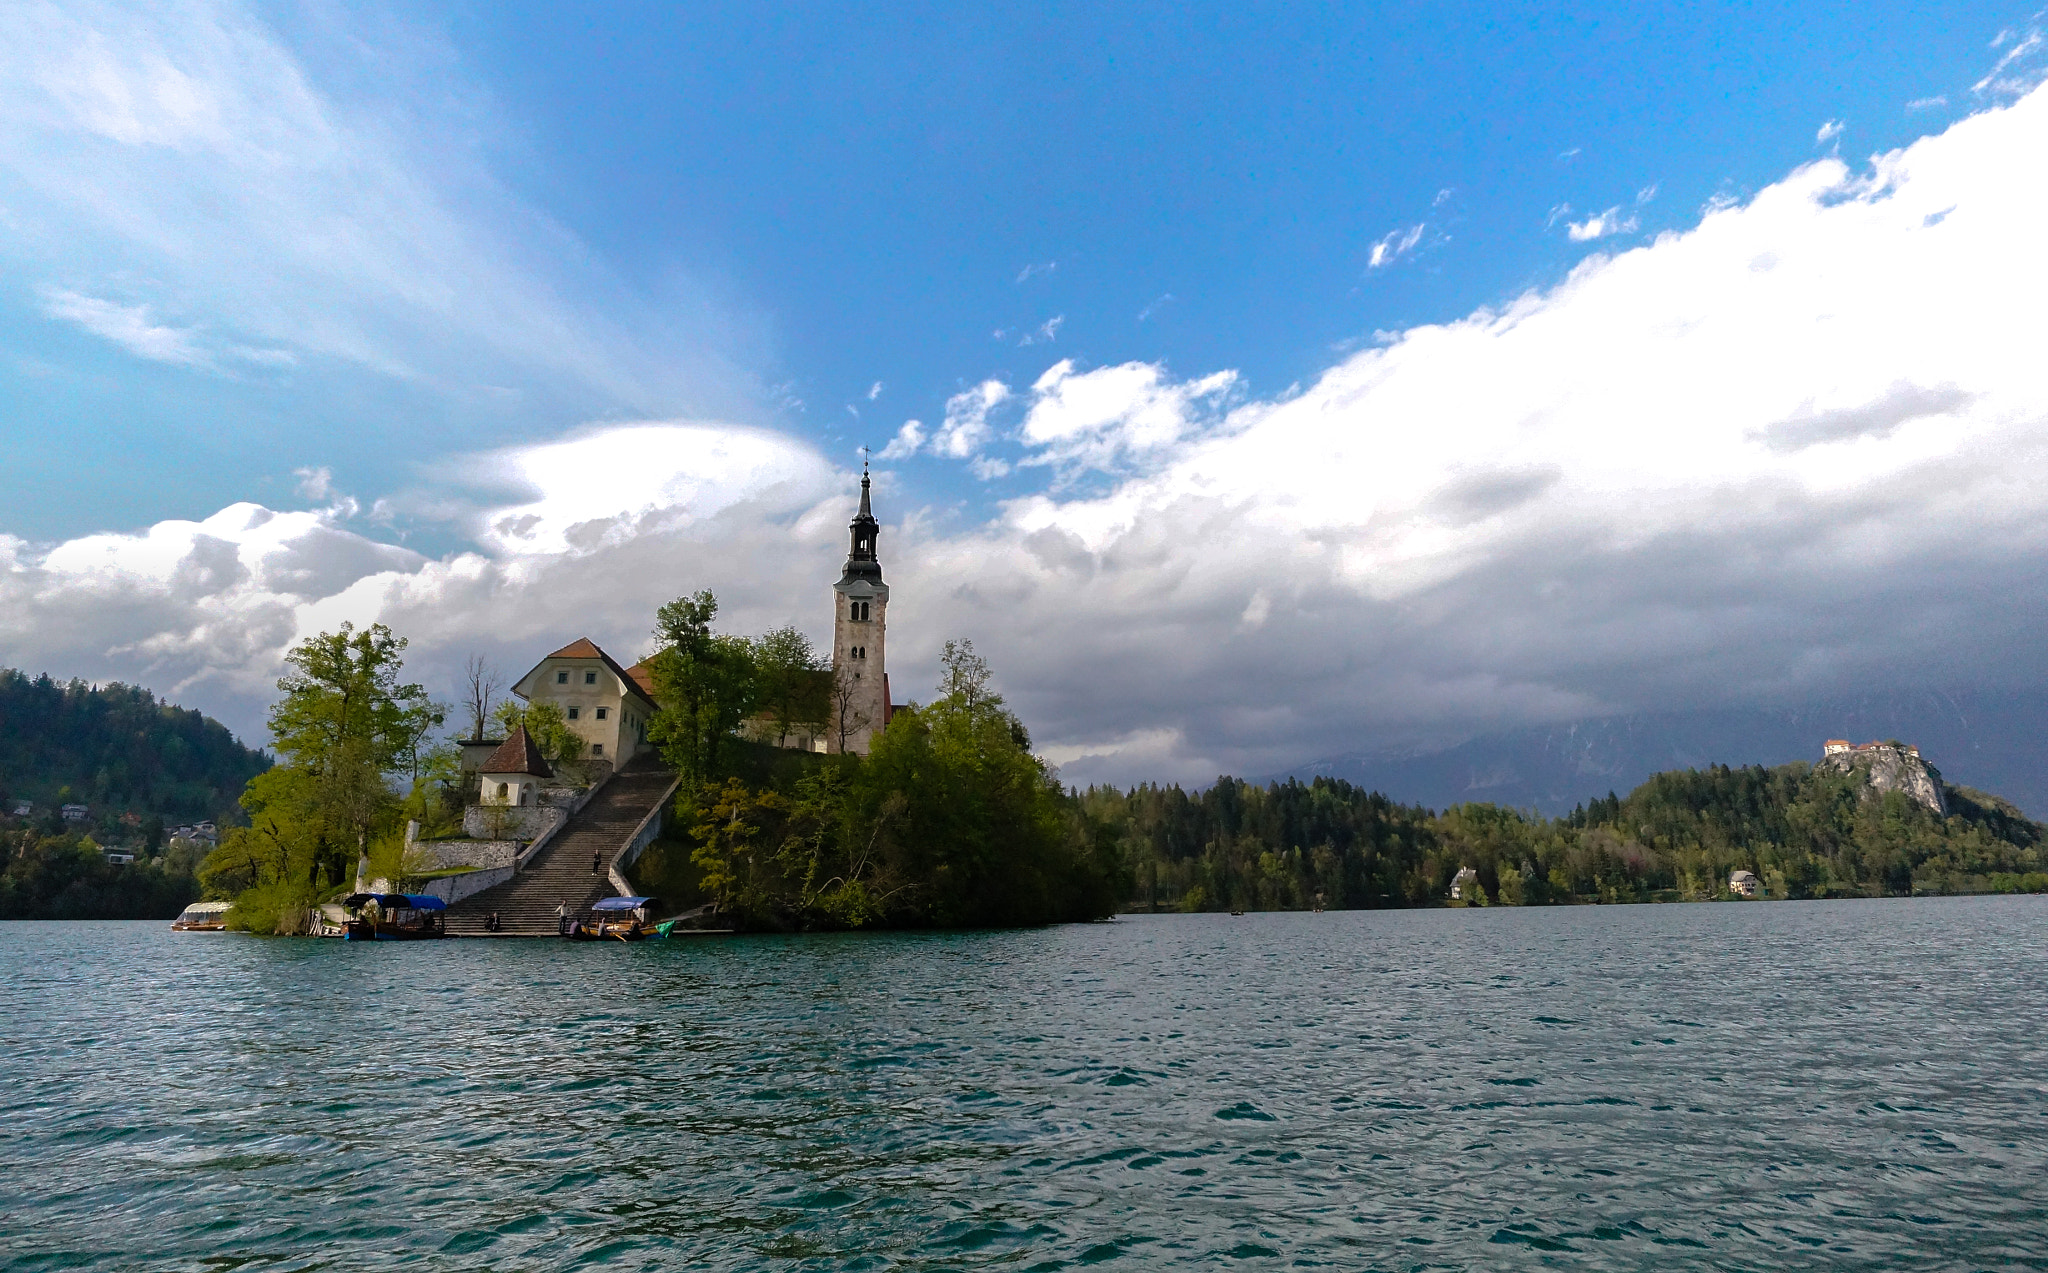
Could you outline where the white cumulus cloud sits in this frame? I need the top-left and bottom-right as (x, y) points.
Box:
(1566, 207), (1640, 241)
(931, 380), (1012, 458)
(10, 83), (2048, 791)
(1019, 360), (1239, 474)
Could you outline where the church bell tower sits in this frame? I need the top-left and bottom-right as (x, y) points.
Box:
(830, 461), (889, 754)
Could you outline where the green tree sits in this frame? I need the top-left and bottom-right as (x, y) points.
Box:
(647, 590), (760, 787)
(492, 699), (586, 764)
(753, 625), (830, 745)
(265, 622), (433, 884)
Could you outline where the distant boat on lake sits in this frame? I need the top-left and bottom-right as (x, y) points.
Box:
(170, 901), (231, 931)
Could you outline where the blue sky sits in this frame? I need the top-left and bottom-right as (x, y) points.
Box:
(3, 0), (2017, 538)
(3, 0), (2047, 783)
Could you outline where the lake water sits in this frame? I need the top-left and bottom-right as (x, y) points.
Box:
(4, 899), (2046, 1271)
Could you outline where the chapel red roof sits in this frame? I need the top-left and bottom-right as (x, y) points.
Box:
(479, 726), (553, 779)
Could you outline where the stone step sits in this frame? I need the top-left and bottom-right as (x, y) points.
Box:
(442, 758), (679, 936)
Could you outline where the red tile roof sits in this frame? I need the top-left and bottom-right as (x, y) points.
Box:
(530, 637), (659, 710)
(626, 660), (657, 699)
(480, 726), (553, 778)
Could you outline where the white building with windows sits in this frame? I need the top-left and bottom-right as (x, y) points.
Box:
(508, 638), (661, 765)
(478, 726), (554, 806)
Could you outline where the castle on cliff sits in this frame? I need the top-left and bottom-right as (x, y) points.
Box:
(1818, 738), (1947, 815)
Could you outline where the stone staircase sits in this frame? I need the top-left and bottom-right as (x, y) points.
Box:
(445, 755), (678, 936)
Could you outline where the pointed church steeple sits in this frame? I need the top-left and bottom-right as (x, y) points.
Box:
(831, 453), (890, 755)
(842, 456), (883, 583)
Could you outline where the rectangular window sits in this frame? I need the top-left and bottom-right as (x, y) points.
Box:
(595, 707), (608, 720)
(567, 707), (580, 720)
(556, 671), (568, 684)
(585, 671), (597, 684)
(591, 743), (604, 756)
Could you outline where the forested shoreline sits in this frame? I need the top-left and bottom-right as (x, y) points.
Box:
(8, 641), (2044, 925)
(0, 671), (269, 920)
(0, 671), (269, 822)
(1096, 762), (2046, 911)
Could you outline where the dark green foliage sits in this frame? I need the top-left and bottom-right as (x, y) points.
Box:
(0, 669), (269, 821)
(647, 591), (762, 786)
(1108, 762), (2046, 910)
(0, 829), (205, 919)
(680, 639), (1128, 930)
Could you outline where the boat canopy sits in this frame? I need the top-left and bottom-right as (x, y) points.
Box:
(341, 892), (446, 911)
(178, 901), (232, 915)
(591, 896), (655, 912)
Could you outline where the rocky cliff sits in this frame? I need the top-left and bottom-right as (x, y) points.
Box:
(1817, 743), (1947, 815)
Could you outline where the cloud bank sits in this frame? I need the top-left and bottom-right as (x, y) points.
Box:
(7, 84), (2048, 788)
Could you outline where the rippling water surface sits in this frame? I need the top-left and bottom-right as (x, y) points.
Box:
(5, 899), (2047, 1270)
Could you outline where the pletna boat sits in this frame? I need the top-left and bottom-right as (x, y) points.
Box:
(341, 893), (448, 940)
(170, 900), (232, 931)
(563, 895), (658, 941)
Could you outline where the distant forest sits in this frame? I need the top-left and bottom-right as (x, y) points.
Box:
(0, 831), (210, 921)
(0, 670), (269, 822)
(1096, 761), (2047, 911)
(0, 671), (269, 920)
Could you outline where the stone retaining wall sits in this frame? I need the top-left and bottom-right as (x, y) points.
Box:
(410, 838), (521, 871)
(462, 804), (566, 841)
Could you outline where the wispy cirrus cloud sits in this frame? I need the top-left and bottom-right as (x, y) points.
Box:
(0, 0), (762, 424)
(39, 286), (296, 370)
(38, 288), (208, 365)
(1017, 315), (1065, 346)
(1976, 24), (2046, 98)
(1367, 223), (1427, 269)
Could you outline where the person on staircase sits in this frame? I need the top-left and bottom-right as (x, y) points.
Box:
(591, 848), (602, 874)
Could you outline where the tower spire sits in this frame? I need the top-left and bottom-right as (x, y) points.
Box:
(842, 454), (882, 581)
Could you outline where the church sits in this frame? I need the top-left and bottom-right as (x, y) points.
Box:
(482, 466), (895, 781)
(827, 461), (893, 754)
